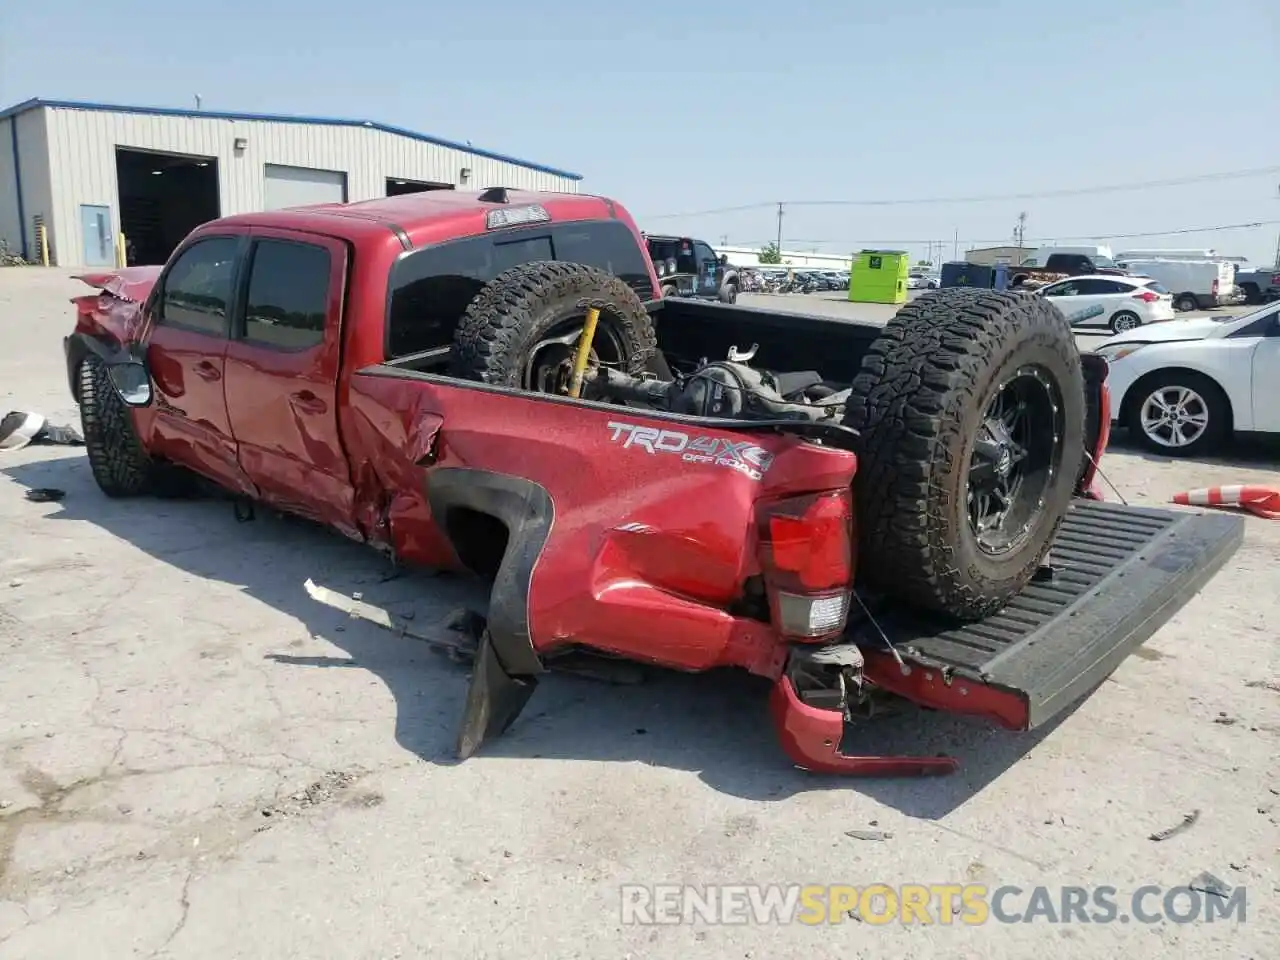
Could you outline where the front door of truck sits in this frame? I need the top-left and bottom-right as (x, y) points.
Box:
(693, 240), (721, 295)
(143, 234), (255, 494)
(222, 228), (354, 530)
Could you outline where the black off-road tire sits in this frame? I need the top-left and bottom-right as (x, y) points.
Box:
(719, 283), (739, 304)
(450, 261), (657, 386)
(844, 289), (1086, 620)
(78, 354), (155, 498)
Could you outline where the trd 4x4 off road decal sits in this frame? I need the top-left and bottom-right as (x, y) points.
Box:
(606, 421), (775, 480)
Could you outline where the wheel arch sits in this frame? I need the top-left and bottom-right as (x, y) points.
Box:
(65, 332), (129, 403)
(1118, 365), (1234, 434)
(424, 467), (553, 677)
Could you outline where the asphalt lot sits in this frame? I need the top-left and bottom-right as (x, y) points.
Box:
(1, 269), (1278, 959)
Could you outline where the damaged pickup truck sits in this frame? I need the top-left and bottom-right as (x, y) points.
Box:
(64, 187), (1243, 774)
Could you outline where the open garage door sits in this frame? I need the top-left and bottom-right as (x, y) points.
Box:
(263, 164), (348, 210)
(116, 148), (220, 266)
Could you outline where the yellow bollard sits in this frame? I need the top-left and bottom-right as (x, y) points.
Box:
(566, 306), (601, 398)
(116, 233), (127, 268)
(36, 224), (49, 267)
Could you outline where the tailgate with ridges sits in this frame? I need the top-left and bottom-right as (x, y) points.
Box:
(854, 500), (1245, 728)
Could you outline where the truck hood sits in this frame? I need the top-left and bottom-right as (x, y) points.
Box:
(73, 266), (162, 303)
(1103, 315), (1225, 346)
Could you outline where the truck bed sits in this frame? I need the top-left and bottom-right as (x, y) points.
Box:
(854, 500), (1244, 728)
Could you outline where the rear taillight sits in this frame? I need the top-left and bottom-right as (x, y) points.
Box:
(1132, 291), (1160, 303)
(756, 490), (854, 640)
(1212, 279), (1219, 295)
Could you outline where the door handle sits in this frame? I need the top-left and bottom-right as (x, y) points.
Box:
(290, 390), (327, 415)
(195, 360), (221, 382)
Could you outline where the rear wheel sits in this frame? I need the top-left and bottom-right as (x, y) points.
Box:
(844, 289), (1085, 620)
(78, 354), (155, 497)
(1175, 293), (1198, 312)
(1110, 310), (1141, 334)
(450, 261), (657, 390)
(1125, 370), (1228, 457)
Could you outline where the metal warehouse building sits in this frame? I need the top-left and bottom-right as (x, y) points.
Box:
(0, 98), (583, 269)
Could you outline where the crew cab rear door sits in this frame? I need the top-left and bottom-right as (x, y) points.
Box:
(144, 233), (255, 495)
(222, 228), (355, 529)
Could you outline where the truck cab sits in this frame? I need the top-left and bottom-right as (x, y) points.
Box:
(644, 234), (739, 303)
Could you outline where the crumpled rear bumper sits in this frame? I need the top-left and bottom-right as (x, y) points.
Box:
(768, 675), (959, 777)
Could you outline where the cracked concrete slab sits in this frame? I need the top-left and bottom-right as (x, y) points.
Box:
(1, 269), (1277, 959)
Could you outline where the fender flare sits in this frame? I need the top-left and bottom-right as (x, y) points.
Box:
(64, 331), (134, 403)
(424, 467), (553, 678)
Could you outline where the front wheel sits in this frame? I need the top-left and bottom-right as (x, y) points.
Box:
(78, 354), (155, 497)
(1125, 370), (1229, 457)
(1110, 310), (1141, 334)
(719, 283), (738, 304)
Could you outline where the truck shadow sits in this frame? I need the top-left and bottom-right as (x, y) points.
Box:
(3, 451), (1075, 819)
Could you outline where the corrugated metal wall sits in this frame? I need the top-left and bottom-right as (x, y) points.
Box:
(42, 106), (580, 267)
(0, 110), (54, 262)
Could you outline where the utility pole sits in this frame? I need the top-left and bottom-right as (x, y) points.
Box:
(775, 202), (784, 253)
(1014, 211), (1027, 251)
(953, 229), (959, 260)
(194, 94), (203, 110)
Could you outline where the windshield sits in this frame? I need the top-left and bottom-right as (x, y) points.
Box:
(1093, 256), (1117, 268)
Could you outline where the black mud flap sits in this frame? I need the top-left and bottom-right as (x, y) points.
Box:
(457, 630), (538, 760)
(859, 501), (1246, 729)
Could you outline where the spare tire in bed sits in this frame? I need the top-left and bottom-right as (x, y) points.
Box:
(843, 288), (1086, 620)
(450, 261), (657, 389)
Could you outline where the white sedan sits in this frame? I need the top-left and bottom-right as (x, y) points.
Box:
(1040, 274), (1175, 333)
(1093, 302), (1280, 455)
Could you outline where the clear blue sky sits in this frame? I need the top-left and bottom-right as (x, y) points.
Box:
(3, 0), (1277, 264)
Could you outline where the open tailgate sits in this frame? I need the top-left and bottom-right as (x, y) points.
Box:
(856, 500), (1244, 729)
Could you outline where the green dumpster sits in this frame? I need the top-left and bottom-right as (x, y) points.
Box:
(848, 249), (909, 304)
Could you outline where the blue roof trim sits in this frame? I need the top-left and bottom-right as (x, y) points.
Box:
(0, 97), (584, 181)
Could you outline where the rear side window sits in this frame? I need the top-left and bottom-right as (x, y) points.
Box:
(241, 240), (332, 350)
(1143, 280), (1170, 294)
(159, 237), (240, 336)
(386, 220), (653, 359)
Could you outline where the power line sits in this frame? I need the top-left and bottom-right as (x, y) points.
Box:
(642, 166), (1280, 219)
(718, 219), (1280, 250)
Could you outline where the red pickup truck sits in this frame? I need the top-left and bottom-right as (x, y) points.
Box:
(64, 187), (1242, 775)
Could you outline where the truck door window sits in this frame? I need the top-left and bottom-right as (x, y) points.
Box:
(693, 241), (718, 267)
(241, 239), (331, 350)
(158, 237), (240, 336)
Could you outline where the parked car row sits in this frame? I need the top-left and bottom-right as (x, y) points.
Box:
(739, 267), (850, 293)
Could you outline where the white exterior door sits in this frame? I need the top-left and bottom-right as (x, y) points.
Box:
(263, 164), (348, 210)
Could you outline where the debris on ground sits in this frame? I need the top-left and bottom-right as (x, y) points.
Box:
(1213, 712), (1239, 726)
(259, 770), (362, 820)
(1189, 872), (1233, 899)
(845, 830), (894, 842)
(1244, 679), (1280, 694)
(1149, 809), (1200, 841)
(24, 488), (66, 503)
(0, 411), (83, 451)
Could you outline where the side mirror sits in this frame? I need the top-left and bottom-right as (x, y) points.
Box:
(719, 254), (728, 266)
(108, 359), (153, 407)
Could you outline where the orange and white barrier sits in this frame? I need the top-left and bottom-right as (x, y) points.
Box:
(1171, 485), (1280, 520)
